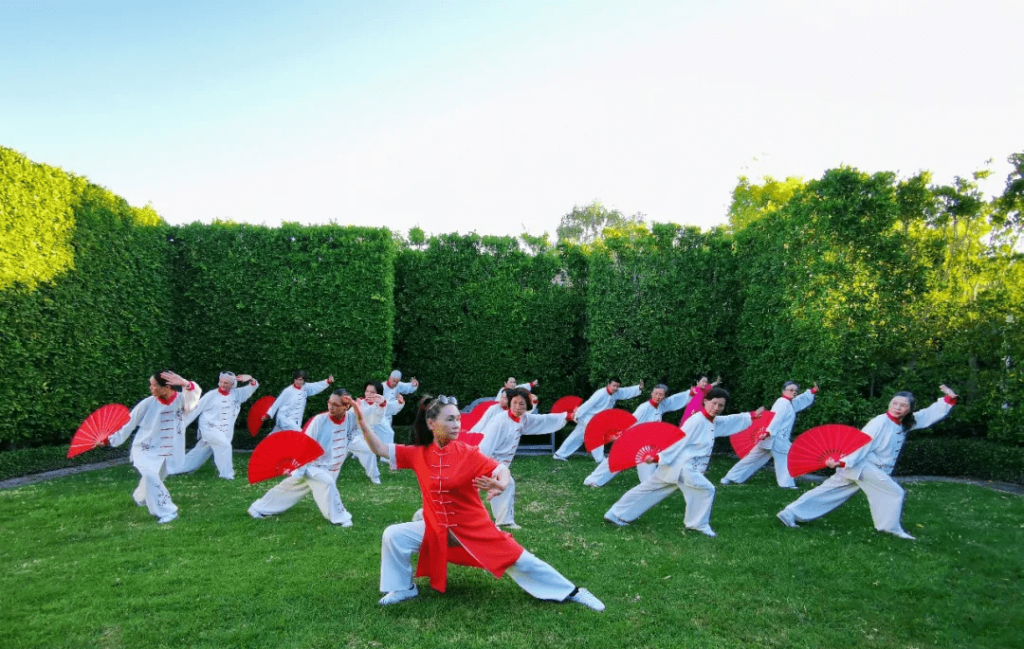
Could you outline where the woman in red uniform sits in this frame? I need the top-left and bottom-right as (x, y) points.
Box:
(350, 394), (604, 610)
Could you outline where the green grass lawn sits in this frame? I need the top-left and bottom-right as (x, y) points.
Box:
(1, 455), (1021, 649)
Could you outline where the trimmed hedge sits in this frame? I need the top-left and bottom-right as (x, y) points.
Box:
(0, 148), (172, 448)
(392, 234), (589, 417)
(894, 437), (1024, 485)
(168, 223), (397, 399)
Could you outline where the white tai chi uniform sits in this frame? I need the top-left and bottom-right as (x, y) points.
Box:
(247, 407), (380, 524)
(348, 398), (392, 483)
(779, 397), (955, 536)
(266, 379), (332, 433)
(477, 410), (570, 526)
(468, 403), (505, 433)
(584, 392), (690, 487)
(174, 379), (259, 480)
(379, 380), (417, 446)
(722, 388), (816, 488)
(109, 382), (202, 521)
(604, 409), (753, 535)
(553, 384), (642, 462)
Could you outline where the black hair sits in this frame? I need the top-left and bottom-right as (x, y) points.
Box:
(293, 370), (308, 381)
(411, 395), (454, 446)
(365, 380), (384, 395)
(331, 388), (350, 399)
(151, 371), (183, 392)
(704, 387), (731, 402)
(506, 387), (531, 408)
(893, 391), (916, 430)
(607, 377), (622, 385)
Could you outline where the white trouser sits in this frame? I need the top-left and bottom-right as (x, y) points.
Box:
(584, 459), (655, 487)
(553, 422), (604, 462)
(376, 423), (395, 446)
(175, 437), (234, 479)
(249, 468), (353, 525)
(605, 469), (716, 532)
(131, 462), (178, 519)
(489, 477), (516, 526)
(379, 521), (575, 600)
(722, 445), (795, 488)
(781, 464), (907, 534)
(347, 436), (381, 482)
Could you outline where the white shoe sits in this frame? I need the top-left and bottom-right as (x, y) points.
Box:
(411, 508), (424, 522)
(378, 585), (418, 606)
(553, 456), (569, 462)
(777, 510), (799, 528)
(334, 520), (353, 528)
(500, 522), (522, 530)
(157, 512), (178, 524)
(720, 478), (733, 485)
(891, 530), (916, 540)
(248, 506), (266, 520)
(370, 476), (382, 485)
(781, 485), (798, 490)
(688, 525), (716, 537)
(568, 587), (605, 612)
(603, 514), (629, 527)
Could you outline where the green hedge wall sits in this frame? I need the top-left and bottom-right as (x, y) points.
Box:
(392, 234), (589, 413)
(168, 222), (397, 400)
(0, 148), (172, 448)
(584, 223), (742, 407)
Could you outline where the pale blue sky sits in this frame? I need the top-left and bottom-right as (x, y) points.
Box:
(2, 0), (1022, 237)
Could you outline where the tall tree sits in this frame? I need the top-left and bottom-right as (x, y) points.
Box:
(556, 200), (644, 245)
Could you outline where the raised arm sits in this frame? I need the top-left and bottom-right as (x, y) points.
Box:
(348, 395), (389, 458)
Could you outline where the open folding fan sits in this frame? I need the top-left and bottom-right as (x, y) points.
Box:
(461, 400), (498, 431)
(608, 422), (685, 473)
(584, 408), (638, 451)
(247, 395), (276, 436)
(787, 424), (871, 477)
(247, 430), (324, 484)
(460, 432), (485, 446)
(67, 404), (131, 458)
(550, 395), (583, 415)
(729, 411), (776, 459)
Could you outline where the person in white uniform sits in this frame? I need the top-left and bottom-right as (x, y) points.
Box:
(348, 381), (400, 484)
(173, 372), (258, 480)
(495, 377), (538, 401)
(108, 371), (202, 524)
(264, 370), (333, 433)
(721, 381), (818, 489)
(777, 385), (958, 539)
(584, 384), (690, 487)
(604, 388), (764, 537)
(248, 389), (384, 525)
(477, 388), (570, 529)
(553, 377), (643, 462)
(469, 388), (511, 433)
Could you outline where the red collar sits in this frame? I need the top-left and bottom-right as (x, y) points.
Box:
(606, 387), (614, 395)
(701, 407), (715, 422)
(329, 413), (346, 424)
(507, 410), (522, 423)
(292, 383), (304, 390)
(218, 388), (231, 396)
(157, 392), (177, 406)
(782, 395), (793, 401)
(649, 399), (659, 407)
(886, 412), (903, 424)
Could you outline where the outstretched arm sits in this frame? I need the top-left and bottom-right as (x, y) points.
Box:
(473, 464), (511, 501)
(347, 395), (389, 458)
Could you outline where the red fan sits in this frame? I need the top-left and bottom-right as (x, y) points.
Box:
(67, 404), (131, 458)
(248, 395), (276, 437)
(787, 424), (871, 478)
(608, 422), (685, 473)
(460, 432), (484, 446)
(247, 430), (324, 484)
(461, 400), (499, 431)
(729, 411), (776, 458)
(584, 408), (638, 451)
(550, 395), (583, 415)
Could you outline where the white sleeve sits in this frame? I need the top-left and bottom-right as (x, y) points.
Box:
(397, 381), (417, 395)
(234, 380), (259, 403)
(109, 399), (147, 447)
(266, 390), (286, 418)
(182, 381), (202, 414)
(183, 391), (214, 428)
(714, 412), (753, 437)
(791, 390), (816, 413)
(910, 398), (954, 431)
(659, 391), (690, 412)
(521, 412), (569, 436)
(305, 379), (331, 396)
(614, 384), (643, 401)
(385, 398), (404, 417)
(840, 416), (884, 467)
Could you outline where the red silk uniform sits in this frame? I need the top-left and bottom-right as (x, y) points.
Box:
(393, 441), (525, 592)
